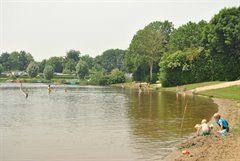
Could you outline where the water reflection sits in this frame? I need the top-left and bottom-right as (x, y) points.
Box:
(0, 84), (218, 161)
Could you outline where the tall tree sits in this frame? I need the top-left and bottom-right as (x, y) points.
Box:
(126, 21), (173, 81)
(202, 7), (240, 80)
(38, 59), (47, 73)
(76, 60), (89, 79)
(43, 65), (54, 80)
(168, 21), (207, 51)
(46, 56), (63, 73)
(0, 64), (3, 74)
(66, 50), (80, 62)
(27, 62), (39, 78)
(81, 55), (94, 70)
(95, 49), (125, 73)
(18, 51), (34, 71)
(8, 51), (20, 70)
(0, 52), (11, 71)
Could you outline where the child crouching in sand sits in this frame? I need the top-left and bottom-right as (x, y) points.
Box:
(195, 119), (212, 136)
(213, 113), (229, 135)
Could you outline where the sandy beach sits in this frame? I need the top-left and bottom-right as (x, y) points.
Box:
(165, 98), (240, 161)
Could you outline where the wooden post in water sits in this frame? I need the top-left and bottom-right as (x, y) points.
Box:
(180, 100), (188, 129)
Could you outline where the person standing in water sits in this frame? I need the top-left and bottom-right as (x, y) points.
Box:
(48, 84), (52, 94)
(20, 82), (28, 98)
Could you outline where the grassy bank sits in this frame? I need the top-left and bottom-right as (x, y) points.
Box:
(196, 85), (240, 100)
(162, 81), (224, 92)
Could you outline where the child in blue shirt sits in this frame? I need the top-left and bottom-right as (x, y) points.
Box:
(213, 113), (229, 133)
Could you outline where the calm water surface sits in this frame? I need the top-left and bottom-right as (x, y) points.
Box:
(0, 83), (217, 161)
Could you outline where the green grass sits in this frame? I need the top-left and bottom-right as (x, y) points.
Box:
(197, 85), (240, 100)
(162, 81), (224, 92)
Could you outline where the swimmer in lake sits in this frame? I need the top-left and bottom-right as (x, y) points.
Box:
(48, 84), (52, 94)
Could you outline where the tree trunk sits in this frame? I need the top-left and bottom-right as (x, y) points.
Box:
(149, 62), (153, 82)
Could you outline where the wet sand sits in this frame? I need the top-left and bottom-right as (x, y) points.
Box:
(165, 98), (240, 161)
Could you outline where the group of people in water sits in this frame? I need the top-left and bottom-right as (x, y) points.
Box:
(195, 113), (229, 136)
(20, 83), (68, 98)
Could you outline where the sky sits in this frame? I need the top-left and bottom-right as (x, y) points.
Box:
(0, 0), (239, 61)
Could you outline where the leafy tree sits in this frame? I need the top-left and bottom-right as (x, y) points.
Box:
(159, 47), (211, 87)
(46, 56), (63, 73)
(8, 51), (20, 70)
(81, 54), (94, 70)
(168, 21), (207, 51)
(66, 50), (80, 62)
(76, 60), (89, 79)
(126, 21), (173, 81)
(95, 49), (125, 73)
(91, 64), (103, 72)
(202, 7), (240, 80)
(63, 59), (77, 72)
(38, 59), (47, 73)
(0, 51), (33, 71)
(43, 65), (54, 80)
(0, 52), (11, 71)
(0, 64), (3, 74)
(18, 51), (34, 71)
(63, 50), (81, 72)
(27, 62), (39, 78)
(89, 71), (109, 85)
(109, 68), (125, 84)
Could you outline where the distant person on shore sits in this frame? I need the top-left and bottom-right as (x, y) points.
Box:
(195, 119), (213, 136)
(213, 113), (229, 134)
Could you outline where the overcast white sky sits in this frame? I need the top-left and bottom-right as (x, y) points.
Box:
(0, 0), (239, 61)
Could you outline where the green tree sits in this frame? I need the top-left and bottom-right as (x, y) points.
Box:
(159, 47), (211, 87)
(109, 68), (125, 84)
(9, 51), (20, 70)
(81, 54), (94, 70)
(43, 65), (54, 80)
(76, 60), (89, 79)
(202, 7), (240, 80)
(27, 62), (39, 78)
(63, 59), (77, 72)
(66, 50), (80, 62)
(0, 52), (11, 71)
(0, 64), (3, 74)
(38, 59), (47, 73)
(168, 21), (207, 51)
(46, 56), (63, 73)
(126, 21), (173, 81)
(95, 49), (125, 73)
(89, 71), (109, 85)
(19, 51), (34, 71)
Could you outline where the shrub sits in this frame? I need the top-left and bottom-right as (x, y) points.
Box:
(43, 65), (54, 80)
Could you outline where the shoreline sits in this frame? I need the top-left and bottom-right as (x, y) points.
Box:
(165, 97), (240, 161)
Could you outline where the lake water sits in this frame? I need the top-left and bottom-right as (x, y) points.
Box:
(0, 83), (218, 161)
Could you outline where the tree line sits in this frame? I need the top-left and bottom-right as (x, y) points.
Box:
(0, 7), (239, 86)
(0, 49), (126, 85)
